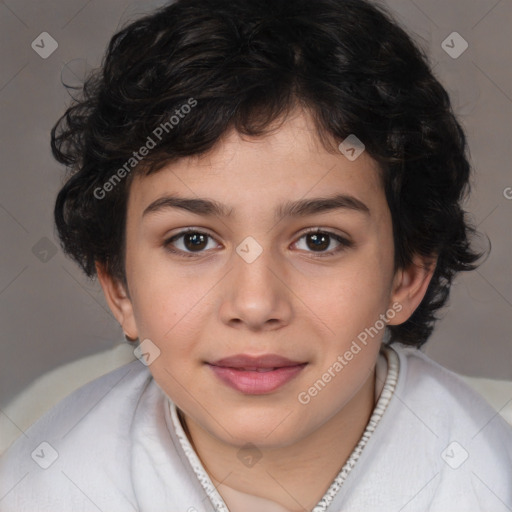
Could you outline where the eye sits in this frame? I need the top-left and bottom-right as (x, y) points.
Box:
(293, 229), (352, 257)
(163, 228), (353, 259)
(164, 229), (220, 257)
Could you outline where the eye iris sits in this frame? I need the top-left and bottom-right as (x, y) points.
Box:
(307, 232), (329, 251)
(184, 232), (207, 251)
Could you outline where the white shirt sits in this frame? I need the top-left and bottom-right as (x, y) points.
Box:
(0, 343), (511, 511)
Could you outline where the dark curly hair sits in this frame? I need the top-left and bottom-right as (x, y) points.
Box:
(52, 0), (483, 348)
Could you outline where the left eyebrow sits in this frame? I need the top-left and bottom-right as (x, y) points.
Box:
(276, 194), (370, 219)
(142, 193), (370, 220)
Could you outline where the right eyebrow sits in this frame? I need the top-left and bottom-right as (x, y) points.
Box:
(143, 195), (233, 218)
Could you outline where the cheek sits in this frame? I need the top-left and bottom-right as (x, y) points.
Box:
(133, 286), (199, 342)
(304, 256), (394, 340)
(127, 259), (216, 357)
(124, 235), (233, 366)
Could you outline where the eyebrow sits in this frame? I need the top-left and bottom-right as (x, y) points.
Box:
(142, 193), (370, 220)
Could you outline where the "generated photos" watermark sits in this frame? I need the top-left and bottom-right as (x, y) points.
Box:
(298, 302), (402, 405)
(93, 98), (197, 200)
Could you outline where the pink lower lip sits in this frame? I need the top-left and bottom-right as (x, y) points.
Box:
(207, 364), (307, 394)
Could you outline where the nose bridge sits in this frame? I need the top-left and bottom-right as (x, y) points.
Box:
(232, 235), (278, 292)
(219, 234), (292, 328)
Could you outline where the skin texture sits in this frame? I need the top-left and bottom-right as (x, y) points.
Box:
(98, 108), (435, 511)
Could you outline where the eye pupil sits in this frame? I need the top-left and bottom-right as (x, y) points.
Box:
(307, 233), (329, 251)
(184, 232), (207, 251)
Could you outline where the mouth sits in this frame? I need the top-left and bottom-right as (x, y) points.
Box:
(206, 354), (308, 394)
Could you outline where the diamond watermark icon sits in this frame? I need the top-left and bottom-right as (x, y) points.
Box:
(441, 32), (468, 59)
(31, 32), (58, 59)
(237, 443), (262, 468)
(338, 134), (365, 161)
(134, 338), (161, 366)
(31, 441), (59, 469)
(32, 237), (58, 263)
(236, 236), (263, 264)
(441, 441), (468, 469)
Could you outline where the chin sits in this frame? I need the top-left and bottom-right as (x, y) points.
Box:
(212, 408), (307, 448)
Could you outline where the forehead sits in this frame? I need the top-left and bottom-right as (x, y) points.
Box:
(127, 110), (386, 221)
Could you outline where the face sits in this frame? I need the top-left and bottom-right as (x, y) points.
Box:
(108, 109), (415, 449)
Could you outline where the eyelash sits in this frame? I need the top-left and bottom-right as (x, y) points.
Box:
(163, 228), (353, 259)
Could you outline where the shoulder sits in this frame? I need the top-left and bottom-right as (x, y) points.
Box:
(0, 360), (153, 512)
(393, 344), (508, 421)
(383, 344), (512, 509)
(391, 343), (512, 443)
(6, 359), (152, 444)
(339, 344), (512, 511)
(0, 342), (138, 453)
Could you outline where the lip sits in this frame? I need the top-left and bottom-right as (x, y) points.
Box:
(211, 354), (304, 369)
(207, 354), (307, 394)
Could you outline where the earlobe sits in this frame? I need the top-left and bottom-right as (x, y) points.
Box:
(95, 262), (139, 340)
(387, 254), (437, 326)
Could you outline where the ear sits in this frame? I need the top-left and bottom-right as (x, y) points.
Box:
(387, 253), (437, 326)
(96, 262), (138, 340)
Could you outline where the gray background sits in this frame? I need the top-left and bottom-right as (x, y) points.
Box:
(0, 0), (511, 408)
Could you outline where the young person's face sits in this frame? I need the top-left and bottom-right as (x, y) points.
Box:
(101, 109), (428, 448)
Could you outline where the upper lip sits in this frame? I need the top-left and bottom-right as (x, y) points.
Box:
(209, 354), (306, 369)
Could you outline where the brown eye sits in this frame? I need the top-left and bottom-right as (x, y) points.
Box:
(164, 229), (219, 257)
(294, 229), (353, 257)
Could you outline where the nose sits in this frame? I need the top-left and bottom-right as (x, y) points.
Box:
(218, 242), (293, 332)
